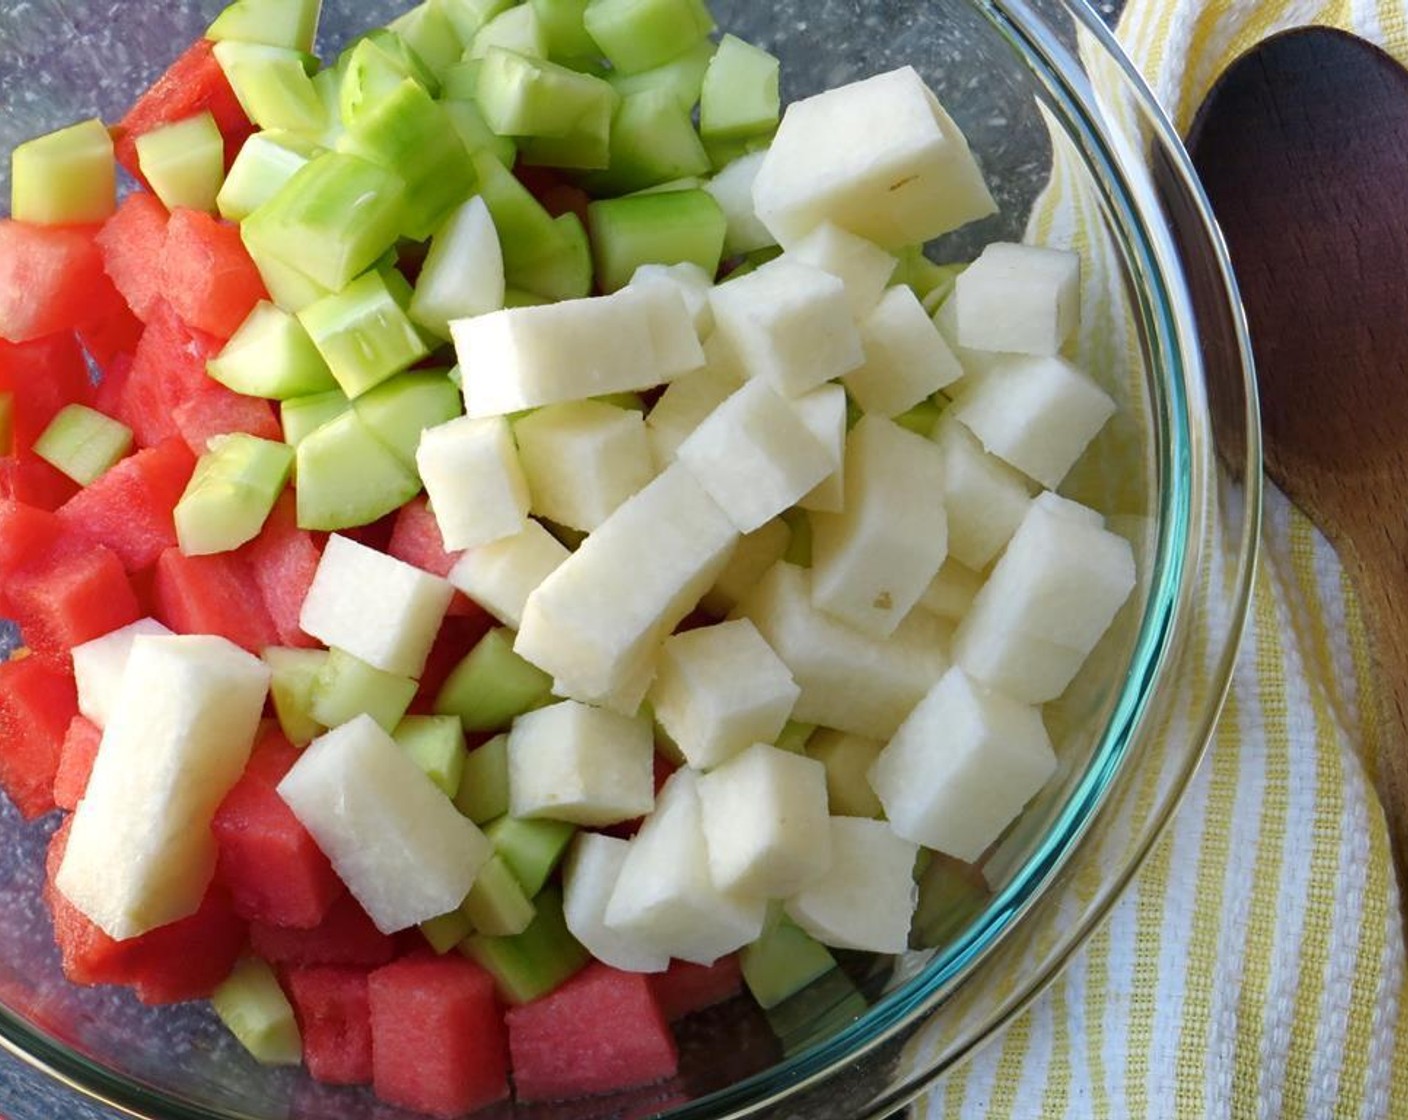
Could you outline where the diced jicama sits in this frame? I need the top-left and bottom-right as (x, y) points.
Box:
(951, 354), (1115, 489)
(932, 416), (1033, 570)
(953, 242), (1080, 356)
(71, 618), (174, 729)
(629, 261), (714, 335)
(920, 559), (984, 622)
(408, 196), (506, 340)
(57, 635), (270, 939)
(953, 493), (1136, 704)
(644, 345), (743, 467)
(697, 743), (830, 897)
(513, 400), (656, 532)
(844, 285), (963, 418)
(299, 534), (455, 679)
(416, 415), (531, 551)
(792, 384), (847, 513)
(447, 520), (570, 629)
(700, 517), (791, 617)
(279, 715), (493, 933)
(453, 284), (704, 418)
(564, 834), (670, 973)
(783, 817), (918, 954)
(650, 619), (799, 770)
(507, 700), (655, 827)
(751, 67), (996, 249)
(605, 769), (766, 965)
(676, 379), (836, 533)
(707, 258), (863, 397)
(810, 417), (948, 639)
(515, 463), (738, 704)
(868, 666), (1056, 860)
(704, 150), (776, 256)
(785, 222), (896, 318)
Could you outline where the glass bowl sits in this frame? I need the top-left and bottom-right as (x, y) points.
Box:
(0, 1), (1260, 1118)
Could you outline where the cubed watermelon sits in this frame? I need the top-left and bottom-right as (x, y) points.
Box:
(53, 714), (101, 811)
(388, 496), (483, 620)
(44, 818), (136, 985)
(213, 733), (343, 929)
(0, 658), (76, 820)
(171, 385), (282, 457)
(250, 893), (395, 968)
(0, 499), (65, 579)
(162, 209), (268, 340)
(6, 545), (140, 661)
(0, 222), (110, 344)
(89, 352), (134, 420)
(0, 333), (92, 454)
(283, 966), (374, 1086)
(506, 963), (679, 1104)
(0, 455), (80, 511)
(368, 953), (509, 1119)
(650, 955), (744, 1022)
(78, 302), (145, 374)
(95, 193), (171, 324)
(151, 547), (279, 655)
(116, 302), (223, 449)
(238, 492), (322, 648)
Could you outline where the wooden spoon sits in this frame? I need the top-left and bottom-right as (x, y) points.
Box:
(1188, 27), (1408, 915)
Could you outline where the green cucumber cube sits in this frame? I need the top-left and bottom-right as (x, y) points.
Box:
(608, 37), (713, 112)
(353, 370), (464, 468)
(911, 853), (990, 950)
(217, 131), (322, 223)
(213, 41), (326, 134)
(773, 720), (815, 756)
(582, 0), (715, 75)
(509, 212), (593, 301)
(468, 4), (548, 60)
(434, 628), (554, 733)
(174, 434), (295, 556)
(442, 99), (518, 168)
(208, 301), (337, 401)
(306, 68), (347, 149)
(893, 397), (946, 437)
(294, 409), (422, 530)
(440, 59), (483, 103)
(338, 34), (436, 126)
(502, 288), (551, 309)
(764, 966), (867, 1057)
(513, 100), (613, 171)
(421, 907), (476, 954)
(211, 957), (302, 1067)
(703, 131), (771, 174)
(207, 0), (323, 53)
(460, 886), (589, 1004)
(281, 388), (350, 448)
(135, 112), (227, 214)
(0, 392), (13, 456)
(470, 150), (563, 277)
(298, 270), (430, 400)
(475, 48), (617, 143)
(741, 910), (836, 1010)
(393, 714), (468, 797)
(782, 508), (812, 567)
(410, 197), (507, 340)
(441, 0), (514, 42)
(529, 0), (597, 59)
(10, 118), (115, 225)
(586, 189), (726, 293)
(628, 176), (705, 196)
(455, 734), (510, 824)
(263, 647), (329, 745)
(583, 87), (710, 195)
(462, 853), (536, 935)
(699, 34), (779, 143)
(309, 647), (418, 732)
(32, 404), (132, 487)
(484, 815), (575, 897)
(896, 248), (966, 305)
(246, 246), (335, 316)
(389, 1), (467, 76)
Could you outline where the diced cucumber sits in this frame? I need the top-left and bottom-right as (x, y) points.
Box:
(741, 909), (837, 1010)
(455, 734), (510, 824)
(409, 197), (506, 340)
(895, 248), (966, 305)
(514, 95), (614, 170)
(281, 388), (350, 448)
(462, 853), (536, 935)
(263, 647), (329, 745)
(782, 507), (812, 566)
(484, 815), (575, 897)
(207, 0), (323, 53)
(10, 118), (115, 225)
(587, 189), (726, 293)
(470, 150), (562, 277)
(353, 370), (464, 468)
(460, 886), (589, 1004)
(211, 957), (302, 1067)
(608, 37), (714, 112)
(389, 1), (466, 76)
(910, 853), (990, 950)
(434, 628), (554, 733)
(699, 34), (780, 143)
(0, 392), (13, 456)
(628, 176), (705, 196)
(133, 112), (226, 214)
(582, 0), (715, 75)
(475, 48), (618, 147)
(468, 4), (548, 60)
(703, 131), (772, 174)
(773, 720), (815, 756)
(583, 87), (710, 195)
(208, 302), (337, 401)
(309, 647), (418, 732)
(441, 0), (514, 42)
(217, 131), (322, 223)
(764, 966), (867, 1057)
(893, 397), (946, 437)
(213, 41), (326, 134)
(246, 245), (335, 315)
(529, 0), (597, 59)
(421, 907), (476, 954)
(294, 409), (422, 530)
(509, 213), (593, 302)
(339, 32), (439, 127)
(806, 729), (884, 817)
(307, 67), (347, 148)
(298, 270), (430, 400)
(440, 59), (483, 102)
(442, 99), (518, 168)
(503, 288), (551, 309)
(32, 404), (132, 487)
(174, 434), (295, 557)
(393, 714), (468, 797)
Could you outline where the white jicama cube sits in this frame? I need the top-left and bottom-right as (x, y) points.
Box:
(570, 651), (657, 720)
(793, 383), (847, 513)
(71, 618), (173, 729)
(514, 400), (656, 532)
(705, 150), (777, 256)
(448, 519), (570, 629)
(57, 635), (270, 939)
(278, 714), (492, 933)
(701, 517), (792, 617)
(507, 700), (655, 826)
(784, 817), (918, 954)
(300, 534), (455, 678)
(785, 221), (897, 317)
(953, 242), (1080, 356)
(708, 258), (864, 397)
(630, 261), (715, 336)
(810, 417), (948, 639)
(868, 666), (1057, 861)
(752, 66), (997, 250)
(454, 283), (705, 418)
(932, 415), (1033, 570)
(516, 463), (739, 703)
(563, 833), (670, 974)
(735, 562), (951, 740)
(954, 493), (1136, 703)
(932, 294), (1008, 380)
(920, 558), (984, 621)
(844, 285), (963, 417)
(952, 353), (1116, 488)
(677, 378), (836, 533)
(698, 743), (832, 897)
(416, 414), (530, 550)
(645, 343), (744, 468)
(408, 195), (506, 339)
(605, 769), (767, 965)
(650, 619), (800, 770)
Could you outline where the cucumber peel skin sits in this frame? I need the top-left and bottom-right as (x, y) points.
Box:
(699, 33), (780, 143)
(217, 131), (323, 224)
(281, 388), (351, 449)
(461, 853), (537, 936)
(32, 404), (133, 487)
(338, 34), (438, 127)
(459, 886), (590, 1005)
(484, 814), (576, 897)
(455, 734), (511, 825)
(421, 907), (476, 954)
(353, 370), (464, 469)
(208, 301), (338, 401)
(309, 647), (418, 732)
(388, 1), (467, 77)
(174, 434), (295, 557)
(210, 957), (303, 1067)
(434, 628), (554, 733)
(393, 714), (469, 797)
(10, 118), (116, 226)
(587, 188), (727, 293)
(207, 0), (324, 54)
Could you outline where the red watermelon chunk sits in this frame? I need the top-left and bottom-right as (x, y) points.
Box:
(250, 893), (395, 968)
(0, 658), (76, 820)
(171, 385), (282, 456)
(152, 547), (279, 655)
(44, 819), (136, 985)
(162, 210), (268, 341)
(239, 492), (321, 648)
(116, 302), (223, 449)
(6, 544), (140, 662)
(56, 438), (195, 571)
(95, 193), (170, 323)
(650, 955), (744, 1022)
(389, 496), (484, 620)
(0, 222), (109, 344)
(0, 499), (65, 579)
(113, 39), (255, 185)
(283, 966), (374, 1086)
(213, 734), (343, 929)
(78, 302), (145, 375)
(368, 953), (509, 1118)
(53, 715), (101, 811)
(506, 963), (679, 1104)
(0, 455), (80, 511)
(0, 333), (92, 454)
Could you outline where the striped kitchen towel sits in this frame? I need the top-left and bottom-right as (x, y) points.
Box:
(922, 2), (1408, 1117)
